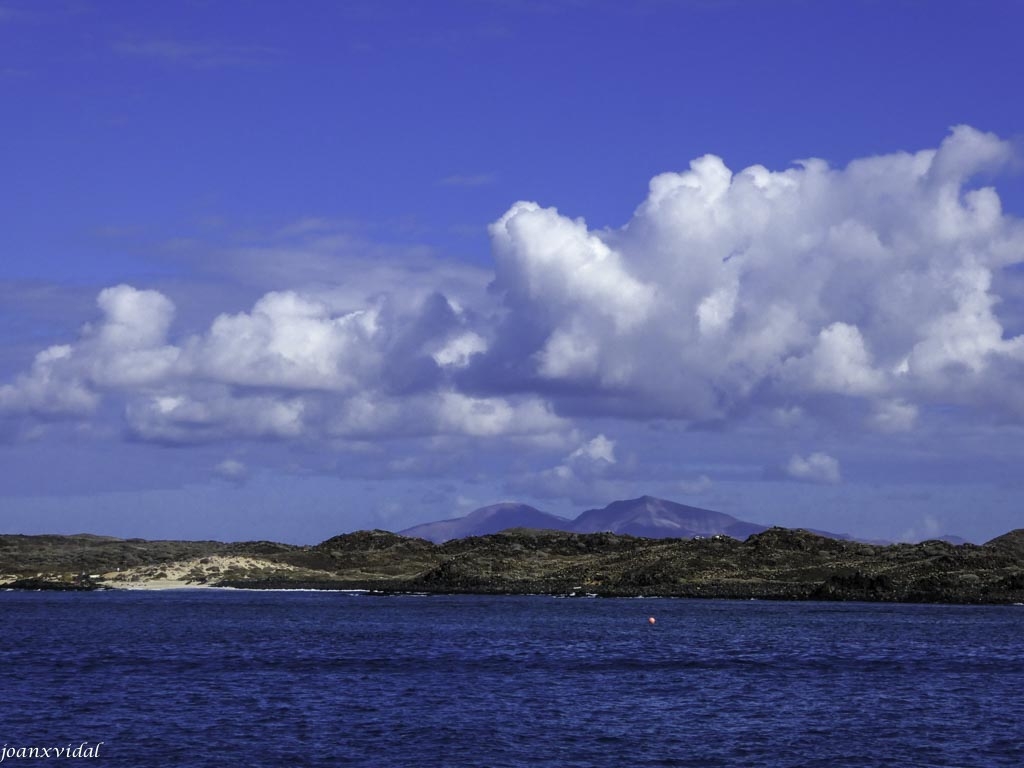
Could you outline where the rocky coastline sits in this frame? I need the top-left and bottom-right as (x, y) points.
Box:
(3, 526), (1024, 604)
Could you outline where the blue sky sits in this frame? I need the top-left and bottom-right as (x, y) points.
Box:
(2, 0), (1024, 544)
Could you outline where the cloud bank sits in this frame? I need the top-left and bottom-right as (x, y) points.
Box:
(3, 127), (1023, 480)
(484, 125), (1024, 428)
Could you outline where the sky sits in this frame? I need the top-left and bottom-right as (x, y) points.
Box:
(2, 0), (1024, 544)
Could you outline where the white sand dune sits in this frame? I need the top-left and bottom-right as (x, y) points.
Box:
(103, 555), (303, 590)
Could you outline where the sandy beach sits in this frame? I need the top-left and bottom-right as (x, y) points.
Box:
(101, 555), (304, 590)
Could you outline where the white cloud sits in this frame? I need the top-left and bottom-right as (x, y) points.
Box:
(435, 392), (566, 438)
(3, 127), (1024, 470)
(95, 285), (175, 349)
(906, 263), (1024, 378)
(490, 201), (655, 388)
(0, 344), (98, 417)
(214, 459), (248, 482)
(88, 285), (181, 388)
(126, 388), (306, 443)
(188, 291), (382, 392)
(485, 126), (1024, 425)
(0, 284), (179, 416)
(0, 263), (521, 445)
(569, 434), (616, 464)
(491, 201), (654, 333)
(786, 452), (841, 484)
(784, 322), (885, 396)
(870, 399), (918, 433)
(432, 331), (487, 368)
(326, 390), (570, 442)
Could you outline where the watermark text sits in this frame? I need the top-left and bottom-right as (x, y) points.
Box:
(0, 743), (103, 762)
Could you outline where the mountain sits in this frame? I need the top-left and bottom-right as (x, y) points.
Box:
(570, 495), (768, 539)
(399, 503), (573, 543)
(398, 495), (865, 544)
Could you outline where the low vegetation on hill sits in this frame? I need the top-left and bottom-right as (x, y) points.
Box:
(2, 527), (1023, 604)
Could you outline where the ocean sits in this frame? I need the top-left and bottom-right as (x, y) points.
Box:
(1, 590), (1022, 767)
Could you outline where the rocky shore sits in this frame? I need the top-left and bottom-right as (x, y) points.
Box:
(3, 527), (1023, 604)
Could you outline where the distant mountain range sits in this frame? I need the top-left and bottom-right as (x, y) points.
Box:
(399, 495), (973, 545)
(399, 495), (850, 543)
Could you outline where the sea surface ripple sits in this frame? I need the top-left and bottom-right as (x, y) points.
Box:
(1, 591), (1022, 767)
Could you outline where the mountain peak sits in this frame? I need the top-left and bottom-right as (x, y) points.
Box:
(570, 495), (765, 539)
(399, 503), (571, 543)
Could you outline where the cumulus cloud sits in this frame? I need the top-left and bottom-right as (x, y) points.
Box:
(88, 286), (181, 388)
(0, 270), (563, 446)
(0, 344), (98, 417)
(0, 285), (176, 417)
(783, 322), (884, 396)
(489, 201), (655, 385)
(3, 128), (1024, 481)
(786, 452), (842, 484)
(484, 125), (1024, 427)
(188, 291), (383, 392)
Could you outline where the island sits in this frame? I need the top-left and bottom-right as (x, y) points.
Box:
(2, 526), (1023, 604)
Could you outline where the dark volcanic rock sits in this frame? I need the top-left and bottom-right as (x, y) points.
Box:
(0, 533), (303, 576)
(812, 570), (894, 601)
(985, 529), (1024, 558)
(6, 526), (1024, 604)
(291, 529), (438, 578)
(3, 577), (104, 591)
(314, 529), (433, 552)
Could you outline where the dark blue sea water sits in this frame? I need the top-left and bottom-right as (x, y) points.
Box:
(1, 591), (1022, 767)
